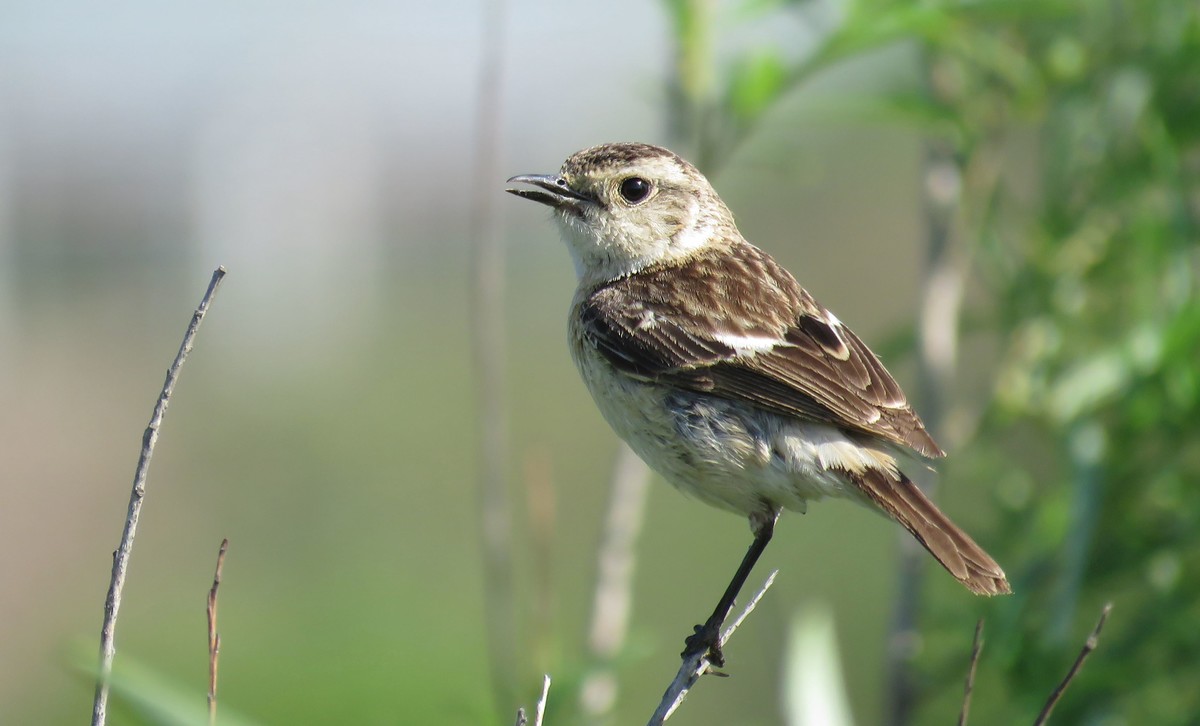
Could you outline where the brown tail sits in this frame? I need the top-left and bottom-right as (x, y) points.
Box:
(852, 468), (1011, 596)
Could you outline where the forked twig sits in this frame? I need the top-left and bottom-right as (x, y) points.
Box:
(957, 619), (984, 726)
(207, 539), (229, 726)
(647, 570), (778, 726)
(1033, 603), (1113, 725)
(91, 267), (227, 726)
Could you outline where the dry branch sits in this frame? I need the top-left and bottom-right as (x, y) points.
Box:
(887, 72), (968, 726)
(1033, 603), (1113, 725)
(647, 570), (778, 726)
(91, 266), (226, 726)
(957, 619), (984, 726)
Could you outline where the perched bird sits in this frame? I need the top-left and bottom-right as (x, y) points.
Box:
(507, 142), (1009, 663)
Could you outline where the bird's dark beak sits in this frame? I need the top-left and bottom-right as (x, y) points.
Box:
(505, 174), (591, 211)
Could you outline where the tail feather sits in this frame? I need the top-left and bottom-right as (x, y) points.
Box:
(852, 468), (1011, 596)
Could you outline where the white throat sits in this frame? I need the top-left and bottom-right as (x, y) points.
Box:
(555, 196), (712, 285)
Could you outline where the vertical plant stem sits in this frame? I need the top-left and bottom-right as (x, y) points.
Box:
(468, 0), (517, 709)
(1050, 424), (1104, 638)
(207, 538), (229, 726)
(533, 674), (552, 726)
(885, 50), (966, 726)
(523, 448), (557, 676)
(664, 0), (716, 165)
(579, 445), (651, 721)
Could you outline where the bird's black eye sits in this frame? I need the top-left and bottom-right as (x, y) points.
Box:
(618, 177), (651, 204)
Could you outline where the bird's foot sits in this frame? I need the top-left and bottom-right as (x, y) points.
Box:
(682, 617), (726, 668)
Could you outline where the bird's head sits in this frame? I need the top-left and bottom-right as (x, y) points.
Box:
(507, 142), (738, 284)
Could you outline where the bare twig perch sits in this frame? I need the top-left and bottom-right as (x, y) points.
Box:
(91, 266), (227, 726)
(647, 570), (778, 726)
(208, 538), (229, 726)
(957, 619), (984, 726)
(1033, 602), (1113, 726)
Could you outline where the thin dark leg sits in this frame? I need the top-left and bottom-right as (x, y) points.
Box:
(682, 510), (778, 666)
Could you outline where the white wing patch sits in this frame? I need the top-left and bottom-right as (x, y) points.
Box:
(713, 332), (787, 357)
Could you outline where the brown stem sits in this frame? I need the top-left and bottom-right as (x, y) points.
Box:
(207, 538), (229, 726)
(1033, 603), (1113, 726)
(956, 619), (984, 726)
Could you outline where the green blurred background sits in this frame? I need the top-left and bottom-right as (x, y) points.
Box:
(2, 0), (1197, 724)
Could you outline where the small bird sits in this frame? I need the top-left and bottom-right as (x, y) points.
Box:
(507, 142), (1010, 663)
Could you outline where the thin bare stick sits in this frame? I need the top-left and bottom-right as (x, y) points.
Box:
(207, 538), (229, 726)
(647, 570), (777, 726)
(91, 267), (227, 726)
(513, 709), (528, 726)
(468, 0), (517, 707)
(534, 674), (551, 726)
(956, 619), (984, 726)
(579, 445), (652, 719)
(1033, 603), (1113, 726)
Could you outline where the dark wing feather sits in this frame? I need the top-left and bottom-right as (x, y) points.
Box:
(579, 244), (944, 458)
(578, 300), (734, 378)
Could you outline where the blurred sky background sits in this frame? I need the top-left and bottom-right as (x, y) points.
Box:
(0, 1), (1126, 724)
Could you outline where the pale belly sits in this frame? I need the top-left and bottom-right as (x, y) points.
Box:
(569, 335), (880, 516)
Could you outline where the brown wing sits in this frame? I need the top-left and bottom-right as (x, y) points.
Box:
(579, 244), (944, 458)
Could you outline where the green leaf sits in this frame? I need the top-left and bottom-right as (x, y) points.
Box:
(797, 91), (964, 132)
(73, 644), (261, 726)
(728, 50), (787, 122)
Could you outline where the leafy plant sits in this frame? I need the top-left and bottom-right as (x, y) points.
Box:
(661, 0), (1200, 722)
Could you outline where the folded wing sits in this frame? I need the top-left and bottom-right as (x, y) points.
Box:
(579, 244), (944, 458)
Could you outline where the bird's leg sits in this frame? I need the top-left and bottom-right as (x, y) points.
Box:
(682, 508), (779, 667)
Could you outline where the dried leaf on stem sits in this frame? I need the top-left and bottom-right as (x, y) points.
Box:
(208, 538), (229, 726)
